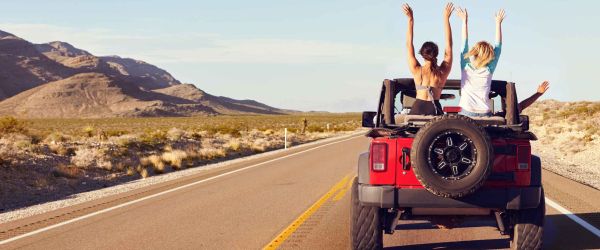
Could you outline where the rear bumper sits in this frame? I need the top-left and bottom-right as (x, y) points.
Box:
(358, 184), (541, 210)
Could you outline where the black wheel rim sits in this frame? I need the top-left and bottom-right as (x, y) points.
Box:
(427, 131), (477, 180)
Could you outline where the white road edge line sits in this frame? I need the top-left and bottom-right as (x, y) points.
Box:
(545, 198), (600, 238)
(0, 135), (363, 245)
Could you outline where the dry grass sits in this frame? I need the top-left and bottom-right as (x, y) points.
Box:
(524, 100), (600, 189)
(23, 114), (360, 137)
(0, 117), (28, 135)
(161, 150), (188, 170)
(0, 114), (360, 183)
(524, 100), (600, 152)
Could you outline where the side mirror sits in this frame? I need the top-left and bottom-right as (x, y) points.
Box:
(362, 111), (377, 128)
(519, 115), (529, 131)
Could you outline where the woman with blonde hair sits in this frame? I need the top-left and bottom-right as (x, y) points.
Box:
(456, 8), (505, 117)
(402, 3), (455, 116)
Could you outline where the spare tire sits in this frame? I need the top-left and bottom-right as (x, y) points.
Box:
(411, 115), (493, 198)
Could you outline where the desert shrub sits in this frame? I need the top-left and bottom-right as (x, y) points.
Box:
(167, 128), (185, 141)
(105, 129), (128, 137)
(33, 178), (50, 189)
(0, 117), (28, 136)
(583, 134), (594, 143)
(1, 133), (33, 150)
(126, 166), (136, 176)
(51, 164), (81, 179)
(140, 130), (167, 146)
(49, 144), (75, 156)
(71, 147), (107, 168)
(97, 158), (113, 170)
(251, 138), (268, 152)
(139, 166), (150, 178)
(14, 139), (32, 150)
(199, 148), (226, 160)
(225, 139), (241, 152)
(189, 131), (203, 140)
(209, 126), (242, 138)
(83, 125), (95, 137)
(307, 125), (325, 133)
(113, 134), (138, 148)
(162, 150), (188, 170)
(146, 155), (166, 174)
(45, 132), (68, 143)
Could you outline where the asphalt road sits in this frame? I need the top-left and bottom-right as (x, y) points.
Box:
(1, 135), (599, 249)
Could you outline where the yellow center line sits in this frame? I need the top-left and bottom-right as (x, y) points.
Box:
(263, 174), (352, 250)
(333, 175), (356, 201)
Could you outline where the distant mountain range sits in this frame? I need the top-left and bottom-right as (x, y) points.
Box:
(0, 30), (292, 118)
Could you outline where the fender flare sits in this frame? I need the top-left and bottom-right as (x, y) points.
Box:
(357, 152), (370, 184)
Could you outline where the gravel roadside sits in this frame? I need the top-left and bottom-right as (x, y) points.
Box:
(0, 131), (364, 224)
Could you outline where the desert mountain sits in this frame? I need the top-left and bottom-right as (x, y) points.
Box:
(0, 29), (290, 117)
(34, 41), (180, 89)
(0, 31), (75, 99)
(154, 84), (291, 115)
(100, 56), (180, 89)
(0, 73), (217, 118)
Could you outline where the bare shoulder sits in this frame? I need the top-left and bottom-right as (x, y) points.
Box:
(410, 64), (422, 76)
(438, 61), (452, 76)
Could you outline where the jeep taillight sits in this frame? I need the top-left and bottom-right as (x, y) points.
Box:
(371, 143), (387, 172)
(517, 145), (531, 170)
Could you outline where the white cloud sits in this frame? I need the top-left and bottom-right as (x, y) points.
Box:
(0, 23), (397, 65)
(144, 38), (398, 64)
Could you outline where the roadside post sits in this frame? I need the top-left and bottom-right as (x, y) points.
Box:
(284, 128), (288, 149)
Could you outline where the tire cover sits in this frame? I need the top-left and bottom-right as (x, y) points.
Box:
(411, 114), (494, 198)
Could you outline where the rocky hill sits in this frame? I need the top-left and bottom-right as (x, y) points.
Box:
(0, 31), (75, 99)
(0, 73), (218, 118)
(154, 84), (290, 115)
(0, 29), (289, 117)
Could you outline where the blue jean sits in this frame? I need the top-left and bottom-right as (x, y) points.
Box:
(459, 109), (493, 117)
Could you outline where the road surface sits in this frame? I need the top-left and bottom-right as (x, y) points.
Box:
(0, 135), (599, 249)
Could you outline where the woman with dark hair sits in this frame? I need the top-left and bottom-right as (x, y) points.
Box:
(402, 3), (454, 115)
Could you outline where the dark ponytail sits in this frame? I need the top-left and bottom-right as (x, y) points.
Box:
(419, 41), (439, 71)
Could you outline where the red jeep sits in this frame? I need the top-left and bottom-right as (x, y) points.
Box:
(351, 79), (544, 250)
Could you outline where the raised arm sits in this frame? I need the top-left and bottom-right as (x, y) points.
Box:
(403, 4), (419, 74)
(519, 81), (549, 113)
(488, 9), (505, 73)
(495, 9), (505, 44)
(456, 8), (469, 69)
(440, 3), (455, 77)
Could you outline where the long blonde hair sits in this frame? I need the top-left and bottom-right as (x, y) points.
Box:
(464, 41), (495, 69)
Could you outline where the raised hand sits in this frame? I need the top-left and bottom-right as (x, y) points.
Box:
(495, 9), (506, 24)
(537, 81), (550, 94)
(444, 3), (455, 19)
(403, 3), (414, 20)
(456, 8), (468, 22)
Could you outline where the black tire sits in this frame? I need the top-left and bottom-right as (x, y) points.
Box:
(530, 155), (542, 186)
(511, 189), (545, 250)
(411, 114), (494, 198)
(350, 177), (383, 250)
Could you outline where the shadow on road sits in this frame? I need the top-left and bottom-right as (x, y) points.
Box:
(385, 213), (600, 250)
(384, 239), (508, 250)
(543, 213), (600, 250)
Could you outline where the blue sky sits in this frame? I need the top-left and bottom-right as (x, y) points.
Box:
(1, 0), (597, 111)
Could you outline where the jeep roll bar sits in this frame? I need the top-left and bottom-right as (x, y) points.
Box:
(377, 78), (521, 127)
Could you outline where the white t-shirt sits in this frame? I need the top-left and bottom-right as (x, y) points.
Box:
(459, 39), (502, 113)
(459, 66), (494, 113)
